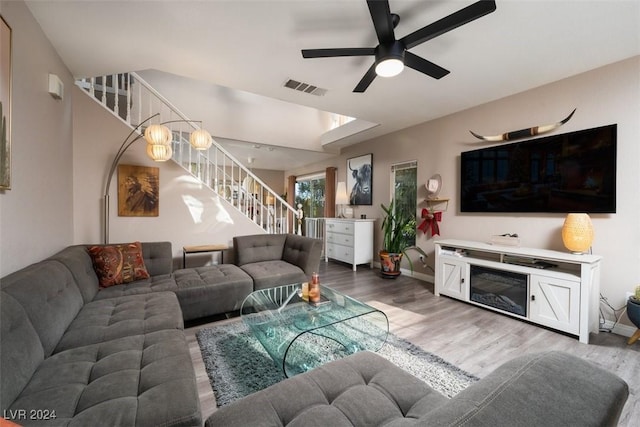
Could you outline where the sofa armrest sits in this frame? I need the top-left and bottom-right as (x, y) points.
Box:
(283, 234), (322, 276)
(424, 351), (629, 427)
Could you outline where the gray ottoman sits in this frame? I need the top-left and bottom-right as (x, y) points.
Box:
(173, 265), (253, 321)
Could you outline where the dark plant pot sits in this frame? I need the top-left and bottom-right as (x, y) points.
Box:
(379, 251), (402, 279)
(628, 298), (640, 328)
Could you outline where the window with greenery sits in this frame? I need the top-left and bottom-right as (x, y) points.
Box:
(295, 174), (325, 219)
(391, 161), (417, 247)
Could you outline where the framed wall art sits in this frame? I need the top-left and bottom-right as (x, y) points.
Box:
(1, 15), (12, 190)
(118, 164), (159, 217)
(346, 153), (372, 205)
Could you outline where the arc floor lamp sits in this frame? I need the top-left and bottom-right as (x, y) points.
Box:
(103, 113), (213, 243)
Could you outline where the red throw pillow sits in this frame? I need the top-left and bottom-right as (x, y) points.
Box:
(88, 242), (150, 288)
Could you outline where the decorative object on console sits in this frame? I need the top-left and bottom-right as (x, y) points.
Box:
(335, 181), (350, 217)
(490, 233), (520, 247)
(469, 108), (576, 142)
(347, 153), (372, 205)
(102, 113), (213, 243)
(561, 213), (594, 254)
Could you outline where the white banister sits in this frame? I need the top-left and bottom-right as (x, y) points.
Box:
(76, 72), (299, 234)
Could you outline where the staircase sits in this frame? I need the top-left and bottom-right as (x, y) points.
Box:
(76, 72), (298, 235)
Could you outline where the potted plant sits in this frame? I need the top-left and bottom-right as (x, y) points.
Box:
(628, 285), (640, 345)
(379, 200), (422, 278)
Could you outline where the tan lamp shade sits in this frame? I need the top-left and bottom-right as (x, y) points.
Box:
(190, 129), (213, 150)
(561, 213), (594, 254)
(336, 181), (349, 205)
(146, 144), (173, 162)
(144, 124), (172, 146)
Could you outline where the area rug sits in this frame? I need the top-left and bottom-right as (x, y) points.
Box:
(196, 320), (478, 407)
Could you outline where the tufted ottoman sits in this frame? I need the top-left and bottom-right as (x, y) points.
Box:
(173, 265), (254, 321)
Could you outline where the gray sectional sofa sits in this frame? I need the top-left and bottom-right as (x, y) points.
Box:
(1, 242), (203, 426)
(0, 234), (322, 426)
(205, 350), (629, 427)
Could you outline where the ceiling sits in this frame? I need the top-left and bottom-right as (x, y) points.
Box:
(26, 0), (640, 170)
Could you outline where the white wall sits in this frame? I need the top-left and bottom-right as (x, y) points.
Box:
(71, 86), (266, 267)
(288, 56), (640, 327)
(0, 1), (74, 276)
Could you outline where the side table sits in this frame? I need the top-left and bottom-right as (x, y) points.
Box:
(182, 244), (229, 268)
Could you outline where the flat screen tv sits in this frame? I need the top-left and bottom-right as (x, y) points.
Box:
(460, 124), (616, 213)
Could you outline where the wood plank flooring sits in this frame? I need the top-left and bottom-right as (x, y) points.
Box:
(186, 260), (639, 426)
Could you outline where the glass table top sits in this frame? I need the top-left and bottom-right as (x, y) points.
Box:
(241, 283), (388, 377)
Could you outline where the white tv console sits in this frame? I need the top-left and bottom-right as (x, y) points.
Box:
(434, 239), (602, 344)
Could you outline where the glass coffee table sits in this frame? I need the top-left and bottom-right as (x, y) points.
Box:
(240, 283), (388, 377)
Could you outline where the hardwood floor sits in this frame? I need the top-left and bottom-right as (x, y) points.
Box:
(186, 260), (639, 426)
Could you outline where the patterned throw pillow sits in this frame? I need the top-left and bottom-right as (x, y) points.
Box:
(88, 242), (150, 288)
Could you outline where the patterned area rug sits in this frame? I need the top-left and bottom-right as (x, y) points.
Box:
(196, 319), (478, 407)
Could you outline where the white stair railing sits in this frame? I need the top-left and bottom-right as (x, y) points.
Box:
(76, 72), (298, 234)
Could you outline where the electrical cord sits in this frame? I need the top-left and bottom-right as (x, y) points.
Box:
(599, 293), (627, 332)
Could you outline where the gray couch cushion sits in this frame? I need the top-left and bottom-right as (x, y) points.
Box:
(240, 260), (308, 290)
(7, 329), (202, 427)
(1, 260), (84, 357)
(205, 351), (445, 427)
(0, 292), (45, 413)
(233, 234), (287, 266)
(49, 245), (100, 303)
(283, 234), (322, 276)
(173, 265), (253, 320)
(424, 351), (630, 427)
(54, 292), (183, 353)
(91, 274), (177, 300)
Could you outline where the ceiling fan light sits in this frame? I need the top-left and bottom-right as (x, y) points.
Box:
(375, 58), (404, 77)
(189, 128), (213, 150)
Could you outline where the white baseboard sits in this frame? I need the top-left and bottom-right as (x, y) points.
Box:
(600, 320), (636, 338)
(371, 261), (434, 283)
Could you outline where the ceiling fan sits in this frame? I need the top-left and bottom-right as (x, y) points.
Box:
(301, 0), (497, 93)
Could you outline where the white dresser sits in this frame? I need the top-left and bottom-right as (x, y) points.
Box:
(324, 218), (375, 271)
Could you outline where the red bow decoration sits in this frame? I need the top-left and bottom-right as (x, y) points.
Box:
(418, 208), (442, 237)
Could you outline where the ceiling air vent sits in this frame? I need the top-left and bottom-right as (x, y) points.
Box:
(283, 79), (327, 96)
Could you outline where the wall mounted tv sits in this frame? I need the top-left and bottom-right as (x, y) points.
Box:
(460, 124), (616, 213)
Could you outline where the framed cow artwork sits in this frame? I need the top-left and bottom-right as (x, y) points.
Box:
(346, 153), (372, 205)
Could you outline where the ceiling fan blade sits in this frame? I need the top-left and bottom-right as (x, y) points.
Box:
(401, 0), (497, 50)
(302, 48), (375, 58)
(404, 52), (450, 79)
(353, 64), (377, 93)
(367, 0), (395, 44)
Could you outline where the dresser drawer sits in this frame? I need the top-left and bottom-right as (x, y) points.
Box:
(326, 243), (354, 264)
(326, 221), (354, 235)
(326, 231), (354, 247)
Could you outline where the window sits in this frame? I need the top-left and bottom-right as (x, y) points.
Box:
(295, 173), (325, 219)
(391, 161), (417, 247)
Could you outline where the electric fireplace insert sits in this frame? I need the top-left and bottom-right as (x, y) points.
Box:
(469, 265), (528, 317)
